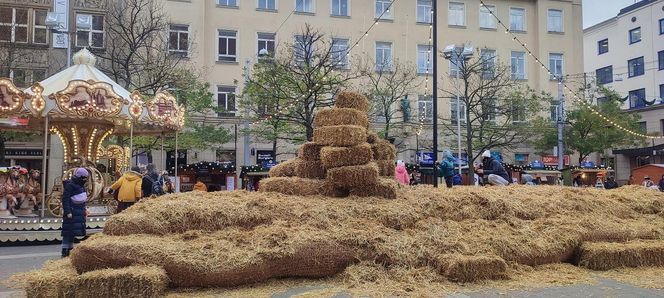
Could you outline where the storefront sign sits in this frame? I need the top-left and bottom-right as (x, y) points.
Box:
(418, 151), (434, 165)
(262, 161), (277, 169)
(226, 176), (235, 191)
(5, 149), (43, 157)
(542, 155), (569, 166)
(256, 150), (275, 165)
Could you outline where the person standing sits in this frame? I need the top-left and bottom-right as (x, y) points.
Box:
(193, 178), (208, 192)
(475, 150), (510, 186)
(61, 168), (89, 257)
(440, 150), (455, 188)
(142, 164), (162, 197)
(160, 171), (174, 194)
(110, 166), (143, 213)
(604, 176), (619, 189)
(394, 160), (410, 186)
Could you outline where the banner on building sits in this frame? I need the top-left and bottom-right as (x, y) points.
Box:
(52, 0), (69, 48)
(542, 155), (569, 166)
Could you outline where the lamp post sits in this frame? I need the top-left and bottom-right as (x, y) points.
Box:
(241, 49), (270, 188)
(431, 0), (439, 187)
(443, 44), (474, 177)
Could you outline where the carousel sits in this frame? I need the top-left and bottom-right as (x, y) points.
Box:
(0, 49), (184, 241)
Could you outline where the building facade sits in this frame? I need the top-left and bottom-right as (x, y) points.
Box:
(162, 0), (583, 170)
(583, 0), (664, 183)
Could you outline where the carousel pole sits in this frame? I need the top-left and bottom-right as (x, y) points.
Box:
(160, 132), (164, 171)
(174, 131), (179, 193)
(129, 121), (134, 167)
(40, 117), (49, 218)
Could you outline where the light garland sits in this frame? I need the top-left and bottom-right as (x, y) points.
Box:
(417, 10), (434, 137)
(71, 127), (79, 157)
(50, 127), (69, 162)
(0, 78), (24, 112)
(86, 128), (98, 161)
(55, 80), (123, 115)
(479, 0), (660, 139)
(30, 83), (45, 114)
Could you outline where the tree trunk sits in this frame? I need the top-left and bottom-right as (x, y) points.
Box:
(0, 135), (6, 166)
(465, 114), (474, 185)
(305, 125), (314, 141)
(272, 139), (278, 160)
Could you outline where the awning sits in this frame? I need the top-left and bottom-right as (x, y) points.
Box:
(613, 143), (664, 156)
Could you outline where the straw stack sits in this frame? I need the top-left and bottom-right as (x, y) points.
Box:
(261, 90), (398, 199)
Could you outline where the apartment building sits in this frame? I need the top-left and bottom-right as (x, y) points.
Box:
(162, 0), (583, 170)
(583, 0), (664, 183)
(0, 0), (107, 190)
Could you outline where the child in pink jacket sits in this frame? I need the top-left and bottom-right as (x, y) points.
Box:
(394, 160), (410, 186)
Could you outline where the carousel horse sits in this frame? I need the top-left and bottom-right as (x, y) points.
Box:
(2, 167), (25, 217)
(14, 170), (41, 216)
(0, 173), (10, 218)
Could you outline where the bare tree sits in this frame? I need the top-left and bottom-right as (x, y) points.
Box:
(358, 57), (421, 142)
(99, 0), (185, 93)
(241, 24), (360, 142)
(441, 50), (546, 182)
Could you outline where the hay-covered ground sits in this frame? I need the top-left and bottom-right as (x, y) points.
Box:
(10, 185), (664, 296)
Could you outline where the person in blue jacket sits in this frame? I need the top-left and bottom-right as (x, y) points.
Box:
(60, 168), (89, 257)
(440, 150), (456, 188)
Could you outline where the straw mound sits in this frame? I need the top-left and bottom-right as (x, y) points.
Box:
(268, 158), (298, 177)
(313, 125), (367, 147)
(320, 144), (373, 168)
(578, 240), (664, 270)
(69, 186), (664, 289)
(335, 90), (370, 112)
(297, 142), (323, 161)
(314, 107), (369, 128)
(10, 258), (168, 298)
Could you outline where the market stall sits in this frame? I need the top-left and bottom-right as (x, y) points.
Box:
(504, 161), (562, 185)
(177, 161), (236, 192)
(240, 165), (270, 191)
(561, 162), (614, 187)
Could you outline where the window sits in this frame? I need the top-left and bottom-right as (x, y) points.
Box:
(418, 95), (432, 123)
(331, 38), (349, 68)
(375, 0), (392, 19)
(33, 10), (47, 44)
(168, 25), (189, 57)
(450, 97), (466, 123)
(547, 9), (563, 33)
(218, 0), (237, 6)
(659, 50), (664, 70)
(511, 51), (526, 80)
(512, 103), (526, 123)
(661, 119), (664, 136)
(257, 32), (275, 56)
(75, 14), (104, 48)
(417, 44), (432, 74)
(483, 98), (496, 121)
(480, 49), (496, 78)
(375, 42), (392, 71)
(660, 19), (664, 35)
(629, 88), (646, 109)
(296, 0), (314, 13)
(217, 86), (236, 117)
(598, 39), (608, 55)
(550, 100), (560, 122)
(10, 69), (46, 87)
(638, 121), (647, 133)
(417, 0), (432, 23)
(479, 5), (496, 29)
(515, 153), (529, 166)
(294, 35), (308, 63)
(218, 30), (237, 62)
(258, 0), (276, 10)
(661, 84), (664, 101)
(596, 66), (613, 85)
(509, 8), (525, 31)
(0, 7), (28, 43)
(628, 56), (644, 77)
(448, 2), (465, 26)
(629, 27), (641, 44)
(549, 53), (563, 80)
(331, 0), (348, 16)
(597, 96), (609, 106)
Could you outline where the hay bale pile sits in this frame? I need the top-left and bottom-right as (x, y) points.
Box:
(12, 185), (664, 295)
(262, 90), (399, 199)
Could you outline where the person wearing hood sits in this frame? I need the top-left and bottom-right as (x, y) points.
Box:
(142, 163), (162, 197)
(475, 150), (510, 186)
(61, 168), (89, 257)
(111, 166), (143, 213)
(440, 150), (456, 188)
(193, 178), (208, 192)
(394, 160), (410, 186)
(522, 174), (535, 185)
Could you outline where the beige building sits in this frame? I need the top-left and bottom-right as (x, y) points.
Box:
(163, 0), (583, 170)
(583, 0), (664, 183)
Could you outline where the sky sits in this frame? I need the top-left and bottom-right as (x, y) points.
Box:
(583, 0), (641, 29)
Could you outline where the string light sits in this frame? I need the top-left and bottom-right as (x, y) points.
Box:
(417, 8), (434, 137)
(479, 0), (661, 139)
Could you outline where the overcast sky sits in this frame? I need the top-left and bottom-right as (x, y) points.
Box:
(583, 0), (640, 29)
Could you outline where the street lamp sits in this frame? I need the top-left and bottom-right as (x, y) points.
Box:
(443, 43), (473, 177)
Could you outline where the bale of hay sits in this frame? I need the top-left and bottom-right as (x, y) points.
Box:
(438, 254), (507, 282)
(320, 144), (373, 169)
(9, 258), (78, 298)
(335, 91), (370, 112)
(326, 163), (379, 189)
(260, 177), (328, 196)
(375, 160), (395, 177)
(298, 143), (324, 161)
(349, 178), (399, 200)
(295, 159), (326, 179)
(578, 240), (664, 270)
(372, 140), (396, 160)
(77, 265), (168, 298)
(366, 130), (379, 144)
(314, 108), (369, 128)
(70, 235), (355, 288)
(313, 125), (367, 147)
(268, 158), (299, 177)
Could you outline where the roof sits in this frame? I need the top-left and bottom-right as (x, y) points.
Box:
(613, 143), (664, 156)
(632, 164), (664, 170)
(618, 0), (658, 16)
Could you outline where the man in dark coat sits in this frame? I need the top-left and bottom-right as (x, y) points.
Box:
(605, 176), (619, 190)
(61, 168), (89, 257)
(142, 163), (161, 197)
(475, 150), (510, 186)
